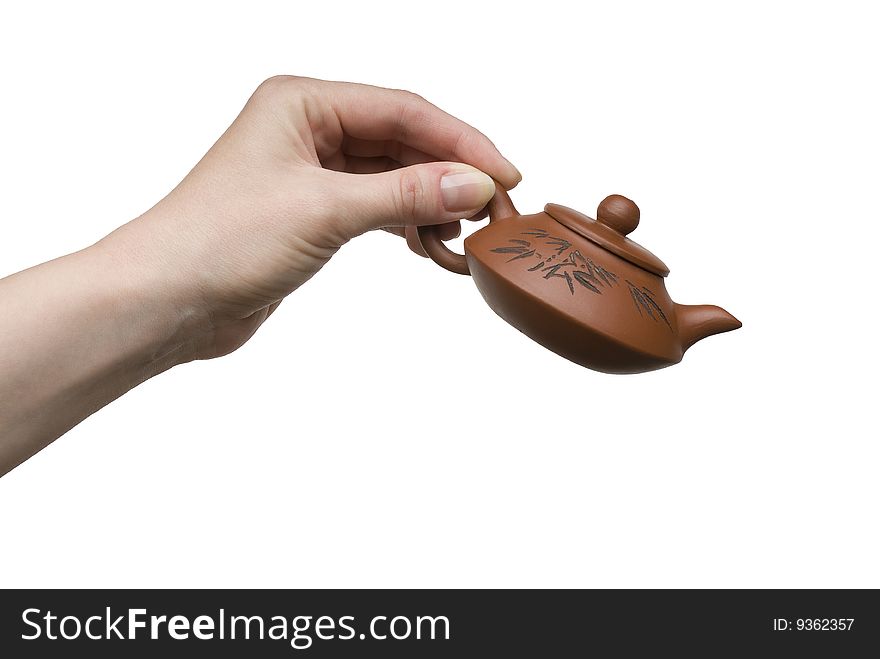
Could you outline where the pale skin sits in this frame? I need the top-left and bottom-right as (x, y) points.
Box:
(0, 76), (521, 476)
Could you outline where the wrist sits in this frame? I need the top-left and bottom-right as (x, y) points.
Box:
(90, 220), (210, 370)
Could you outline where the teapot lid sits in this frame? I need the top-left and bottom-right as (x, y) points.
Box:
(544, 195), (670, 277)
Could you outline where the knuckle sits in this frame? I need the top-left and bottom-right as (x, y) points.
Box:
(257, 74), (293, 92)
(452, 126), (489, 157)
(393, 89), (426, 114)
(395, 170), (428, 222)
(394, 95), (430, 141)
(403, 89), (426, 104)
(393, 88), (423, 103)
(253, 75), (303, 103)
(450, 129), (469, 156)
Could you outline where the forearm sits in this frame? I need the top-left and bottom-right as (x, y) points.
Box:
(0, 227), (201, 475)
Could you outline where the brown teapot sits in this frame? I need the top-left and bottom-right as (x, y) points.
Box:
(416, 188), (740, 374)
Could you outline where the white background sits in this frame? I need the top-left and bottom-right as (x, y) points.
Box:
(1, 1), (877, 588)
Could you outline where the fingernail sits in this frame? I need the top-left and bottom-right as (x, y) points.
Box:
(440, 168), (496, 212)
(509, 163), (523, 185)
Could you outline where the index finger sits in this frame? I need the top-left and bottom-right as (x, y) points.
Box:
(324, 81), (522, 190)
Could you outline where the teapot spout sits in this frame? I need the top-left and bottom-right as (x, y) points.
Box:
(675, 303), (742, 352)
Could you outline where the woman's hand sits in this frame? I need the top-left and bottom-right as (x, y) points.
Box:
(0, 76), (520, 474)
(106, 75), (521, 359)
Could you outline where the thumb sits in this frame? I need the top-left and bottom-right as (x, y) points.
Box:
(337, 162), (496, 236)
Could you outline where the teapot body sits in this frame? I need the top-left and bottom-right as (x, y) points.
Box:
(464, 211), (682, 373)
(417, 188), (741, 374)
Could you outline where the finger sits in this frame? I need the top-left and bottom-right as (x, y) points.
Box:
(327, 162), (496, 237)
(382, 226), (428, 256)
(341, 155), (400, 174)
(467, 205), (490, 222)
(265, 301), (282, 319)
(384, 218), (461, 258)
(383, 226), (406, 238)
(404, 225), (428, 257)
(326, 83), (522, 189)
(438, 221), (461, 240)
(341, 137), (436, 167)
(339, 158), (491, 221)
(330, 149), (435, 175)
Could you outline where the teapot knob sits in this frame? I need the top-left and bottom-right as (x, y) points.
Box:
(597, 194), (640, 236)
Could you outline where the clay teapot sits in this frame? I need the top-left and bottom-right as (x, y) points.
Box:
(416, 189), (740, 373)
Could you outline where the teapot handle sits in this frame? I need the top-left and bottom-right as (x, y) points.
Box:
(417, 185), (519, 276)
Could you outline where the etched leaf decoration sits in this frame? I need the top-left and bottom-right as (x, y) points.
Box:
(545, 239), (571, 255)
(627, 281), (672, 329)
(640, 286), (672, 328)
(491, 246), (529, 254)
(507, 249), (536, 262)
(631, 287), (656, 320)
(488, 231), (621, 299)
(542, 264), (564, 278)
(629, 287), (644, 316)
(573, 271), (601, 293)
